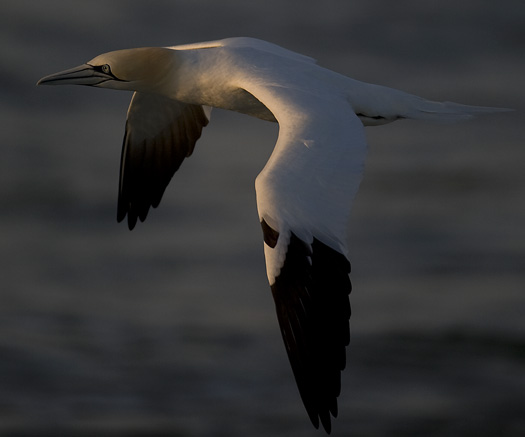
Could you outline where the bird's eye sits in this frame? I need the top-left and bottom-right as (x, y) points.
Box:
(101, 64), (111, 74)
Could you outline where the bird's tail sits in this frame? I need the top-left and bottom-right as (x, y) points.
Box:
(404, 96), (512, 123)
(350, 82), (511, 125)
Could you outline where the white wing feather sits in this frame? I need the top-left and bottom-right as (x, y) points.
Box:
(243, 84), (367, 284)
(241, 80), (366, 432)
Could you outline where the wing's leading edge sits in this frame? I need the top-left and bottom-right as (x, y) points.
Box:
(247, 80), (367, 432)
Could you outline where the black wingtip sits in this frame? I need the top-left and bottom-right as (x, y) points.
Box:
(319, 410), (332, 434)
(306, 403), (332, 434)
(116, 210), (137, 231)
(116, 201), (128, 225)
(270, 234), (351, 434)
(127, 214), (137, 230)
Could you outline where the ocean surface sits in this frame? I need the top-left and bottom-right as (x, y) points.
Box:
(1, 1), (524, 436)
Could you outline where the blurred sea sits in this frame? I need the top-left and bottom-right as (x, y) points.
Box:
(1, 1), (524, 436)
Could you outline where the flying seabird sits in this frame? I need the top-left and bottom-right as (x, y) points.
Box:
(37, 37), (507, 433)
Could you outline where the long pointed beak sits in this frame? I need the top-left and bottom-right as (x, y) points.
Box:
(37, 64), (111, 86)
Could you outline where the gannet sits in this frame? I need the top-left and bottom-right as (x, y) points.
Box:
(37, 37), (507, 433)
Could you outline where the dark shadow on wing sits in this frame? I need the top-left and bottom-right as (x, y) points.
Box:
(117, 92), (209, 229)
(271, 234), (351, 433)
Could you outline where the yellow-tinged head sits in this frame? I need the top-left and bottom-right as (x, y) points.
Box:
(37, 47), (178, 93)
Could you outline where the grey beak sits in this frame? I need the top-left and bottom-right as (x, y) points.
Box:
(37, 64), (111, 86)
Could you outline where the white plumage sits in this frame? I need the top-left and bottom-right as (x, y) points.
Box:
(37, 37), (507, 433)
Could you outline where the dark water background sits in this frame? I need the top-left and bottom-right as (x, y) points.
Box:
(1, 1), (524, 435)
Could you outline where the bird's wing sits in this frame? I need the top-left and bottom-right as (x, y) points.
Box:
(245, 81), (368, 432)
(170, 37), (317, 65)
(117, 92), (210, 229)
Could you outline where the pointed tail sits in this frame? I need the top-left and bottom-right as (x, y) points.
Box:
(406, 97), (512, 123)
(351, 82), (512, 125)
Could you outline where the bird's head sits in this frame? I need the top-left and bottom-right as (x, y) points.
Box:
(37, 47), (177, 93)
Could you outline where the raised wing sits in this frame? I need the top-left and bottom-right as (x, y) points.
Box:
(117, 92), (210, 229)
(170, 37), (318, 65)
(248, 83), (368, 432)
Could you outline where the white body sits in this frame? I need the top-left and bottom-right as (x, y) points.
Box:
(37, 37), (507, 433)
